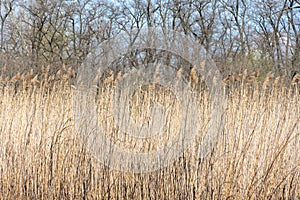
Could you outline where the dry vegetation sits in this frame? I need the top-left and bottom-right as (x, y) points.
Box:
(0, 65), (299, 199)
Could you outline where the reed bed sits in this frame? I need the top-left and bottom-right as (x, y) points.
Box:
(0, 66), (299, 199)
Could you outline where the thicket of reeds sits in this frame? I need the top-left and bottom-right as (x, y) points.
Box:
(0, 65), (299, 199)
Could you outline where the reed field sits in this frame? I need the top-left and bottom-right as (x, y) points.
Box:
(0, 65), (299, 199)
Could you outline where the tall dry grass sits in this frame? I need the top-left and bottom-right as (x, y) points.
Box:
(0, 66), (299, 199)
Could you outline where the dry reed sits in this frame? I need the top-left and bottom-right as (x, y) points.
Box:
(0, 66), (299, 199)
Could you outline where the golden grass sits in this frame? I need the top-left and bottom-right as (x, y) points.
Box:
(0, 66), (299, 199)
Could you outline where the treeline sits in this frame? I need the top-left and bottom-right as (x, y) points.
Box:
(0, 0), (299, 77)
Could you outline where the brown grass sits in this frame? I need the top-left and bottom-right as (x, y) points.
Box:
(0, 66), (299, 199)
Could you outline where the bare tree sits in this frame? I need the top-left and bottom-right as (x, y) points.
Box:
(220, 0), (249, 60)
(287, 0), (300, 69)
(0, 0), (298, 76)
(0, 0), (15, 51)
